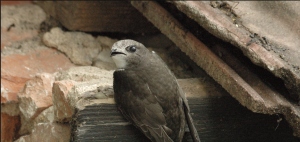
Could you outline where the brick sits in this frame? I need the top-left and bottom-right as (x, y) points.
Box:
(52, 80), (76, 122)
(42, 28), (118, 70)
(52, 66), (114, 122)
(1, 113), (21, 142)
(1, 28), (38, 50)
(18, 106), (54, 136)
(1, 48), (74, 104)
(1, 4), (46, 50)
(56, 66), (113, 82)
(1, 48), (74, 137)
(18, 73), (55, 121)
(1, 101), (20, 117)
(54, 80), (115, 123)
(93, 36), (117, 70)
(0, 1), (32, 5)
(42, 27), (102, 66)
(34, 106), (54, 124)
(17, 73), (55, 135)
(1, 79), (24, 103)
(18, 114), (33, 136)
(14, 123), (71, 142)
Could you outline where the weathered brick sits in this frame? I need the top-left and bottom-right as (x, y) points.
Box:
(1, 48), (74, 104)
(14, 123), (71, 142)
(52, 80), (76, 122)
(1, 3), (45, 50)
(42, 27), (102, 66)
(52, 66), (114, 122)
(0, 1), (32, 5)
(18, 106), (55, 136)
(18, 73), (55, 120)
(1, 113), (21, 142)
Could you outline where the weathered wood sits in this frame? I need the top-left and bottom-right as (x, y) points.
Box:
(35, 1), (158, 33)
(130, 1), (300, 137)
(171, 1), (300, 101)
(71, 96), (298, 142)
(70, 78), (297, 141)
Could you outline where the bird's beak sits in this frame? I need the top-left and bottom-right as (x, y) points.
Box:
(110, 49), (126, 57)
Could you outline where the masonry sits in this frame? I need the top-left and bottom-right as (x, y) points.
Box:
(1, 1), (299, 142)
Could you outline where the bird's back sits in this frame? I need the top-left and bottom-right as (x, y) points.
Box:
(113, 52), (186, 142)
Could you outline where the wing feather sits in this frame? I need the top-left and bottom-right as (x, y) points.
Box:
(113, 70), (173, 142)
(151, 51), (200, 142)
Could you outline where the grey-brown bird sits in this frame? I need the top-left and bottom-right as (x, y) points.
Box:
(111, 39), (200, 142)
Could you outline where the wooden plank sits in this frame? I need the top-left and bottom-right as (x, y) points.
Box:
(130, 1), (300, 137)
(171, 1), (300, 101)
(71, 96), (298, 142)
(69, 78), (298, 141)
(35, 1), (158, 33)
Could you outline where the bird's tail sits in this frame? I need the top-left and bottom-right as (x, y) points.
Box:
(184, 105), (201, 142)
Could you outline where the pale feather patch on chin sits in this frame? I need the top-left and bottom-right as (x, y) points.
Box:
(112, 55), (127, 69)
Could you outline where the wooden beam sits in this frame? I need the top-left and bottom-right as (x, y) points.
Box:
(130, 1), (300, 137)
(71, 78), (297, 141)
(35, 1), (158, 33)
(71, 97), (297, 142)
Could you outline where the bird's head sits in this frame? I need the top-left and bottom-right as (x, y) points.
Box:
(111, 39), (149, 69)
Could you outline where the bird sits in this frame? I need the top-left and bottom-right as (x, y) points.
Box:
(111, 39), (200, 142)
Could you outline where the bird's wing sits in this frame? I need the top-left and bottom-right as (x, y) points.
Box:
(151, 51), (190, 110)
(114, 71), (173, 142)
(151, 51), (201, 142)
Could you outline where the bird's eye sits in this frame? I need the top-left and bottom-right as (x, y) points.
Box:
(126, 46), (136, 52)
